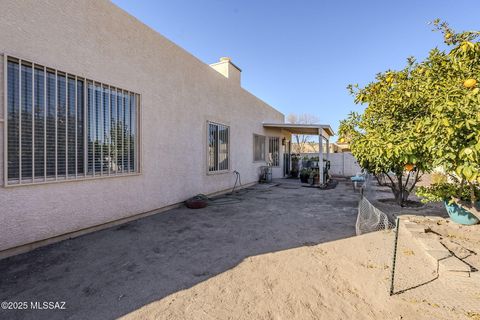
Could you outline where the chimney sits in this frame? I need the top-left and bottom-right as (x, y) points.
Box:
(209, 57), (241, 86)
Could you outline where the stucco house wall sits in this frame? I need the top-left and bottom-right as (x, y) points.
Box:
(0, 0), (288, 253)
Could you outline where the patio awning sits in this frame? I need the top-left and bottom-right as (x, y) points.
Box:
(264, 122), (334, 185)
(262, 123), (335, 137)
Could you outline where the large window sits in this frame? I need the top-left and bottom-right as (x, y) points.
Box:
(268, 137), (280, 167)
(208, 122), (229, 173)
(4, 56), (140, 185)
(253, 134), (266, 162)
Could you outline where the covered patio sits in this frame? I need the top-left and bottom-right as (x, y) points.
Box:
(263, 123), (335, 184)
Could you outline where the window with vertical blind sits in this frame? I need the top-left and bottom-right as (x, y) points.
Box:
(268, 137), (280, 167)
(208, 121), (229, 173)
(253, 134), (266, 162)
(4, 56), (140, 186)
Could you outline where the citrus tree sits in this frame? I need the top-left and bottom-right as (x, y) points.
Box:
(341, 20), (480, 215)
(339, 59), (433, 206)
(416, 21), (480, 218)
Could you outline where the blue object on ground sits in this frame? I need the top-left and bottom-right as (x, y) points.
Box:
(351, 176), (365, 182)
(444, 201), (480, 225)
(350, 175), (366, 192)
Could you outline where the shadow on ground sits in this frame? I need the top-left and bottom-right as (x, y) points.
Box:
(0, 179), (360, 320)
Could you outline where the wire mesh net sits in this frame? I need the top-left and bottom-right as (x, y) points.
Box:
(355, 174), (395, 235)
(356, 196), (395, 235)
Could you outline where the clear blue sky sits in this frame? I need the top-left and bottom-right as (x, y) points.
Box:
(112, 0), (480, 137)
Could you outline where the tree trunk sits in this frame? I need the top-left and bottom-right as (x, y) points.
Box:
(395, 174), (404, 206)
(383, 171), (419, 207)
(392, 174), (411, 207)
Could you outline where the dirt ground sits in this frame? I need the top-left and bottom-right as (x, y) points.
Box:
(407, 215), (480, 277)
(121, 226), (480, 320)
(0, 179), (360, 320)
(1, 178), (478, 320)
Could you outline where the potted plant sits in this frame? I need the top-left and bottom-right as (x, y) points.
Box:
(313, 173), (320, 185)
(300, 168), (311, 183)
(308, 169), (319, 185)
(417, 181), (480, 225)
(301, 157), (309, 168)
(290, 155), (299, 178)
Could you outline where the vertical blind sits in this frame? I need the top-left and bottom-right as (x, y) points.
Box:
(268, 137), (280, 167)
(208, 122), (229, 172)
(5, 56), (140, 185)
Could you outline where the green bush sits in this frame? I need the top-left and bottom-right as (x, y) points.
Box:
(417, 182), (480, 203)
(430, 172), (447, 185)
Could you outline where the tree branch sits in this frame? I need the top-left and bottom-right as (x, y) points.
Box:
(375, 174), (386, 186)
(404, 171), (411, 190)
(408, 170), (420, 193)
(382, 170), (396, 189)
(468, 181), (477, 204)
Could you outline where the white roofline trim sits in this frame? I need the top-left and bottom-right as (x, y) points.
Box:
(262, 123), (335, 136)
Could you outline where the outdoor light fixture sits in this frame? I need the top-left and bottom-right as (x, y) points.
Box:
(282, 138), (286, 146)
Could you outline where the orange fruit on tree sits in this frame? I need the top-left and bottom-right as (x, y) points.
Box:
(464, 78), (477, 88)
(445, 33), (452, 40)
(404, 164), (414, 172)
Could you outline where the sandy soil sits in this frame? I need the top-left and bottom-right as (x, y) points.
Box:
(2, 179), (477, 320)
(121, 226), (480, 320)
(407, 215), (480, 279)
(0, 180), (362, 320)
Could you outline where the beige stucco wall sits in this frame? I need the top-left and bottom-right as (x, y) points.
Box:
(0, 0), (286, 252)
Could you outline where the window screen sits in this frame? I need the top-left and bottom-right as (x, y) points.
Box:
(208, 122), (229, 173)
(5, 56), (140, 185)
(253, 134), (266, 161)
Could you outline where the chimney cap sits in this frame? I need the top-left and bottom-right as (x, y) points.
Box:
(216, 57), (241, 72)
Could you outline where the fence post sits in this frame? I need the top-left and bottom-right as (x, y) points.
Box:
(389, 217), (400, 296)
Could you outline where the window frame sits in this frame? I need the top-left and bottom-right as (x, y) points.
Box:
(3, 54), (141, 187)
(206, 121), (230, 174)
(253, 134), (266, 162)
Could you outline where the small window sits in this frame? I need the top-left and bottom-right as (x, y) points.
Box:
(253, 134), (266, 161)
(268, 137), (280, 167)
(208, 122), (229, 173)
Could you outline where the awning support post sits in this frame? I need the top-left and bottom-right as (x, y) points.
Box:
(326, 138), (330, 161)
(319, 129), (324, 185)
